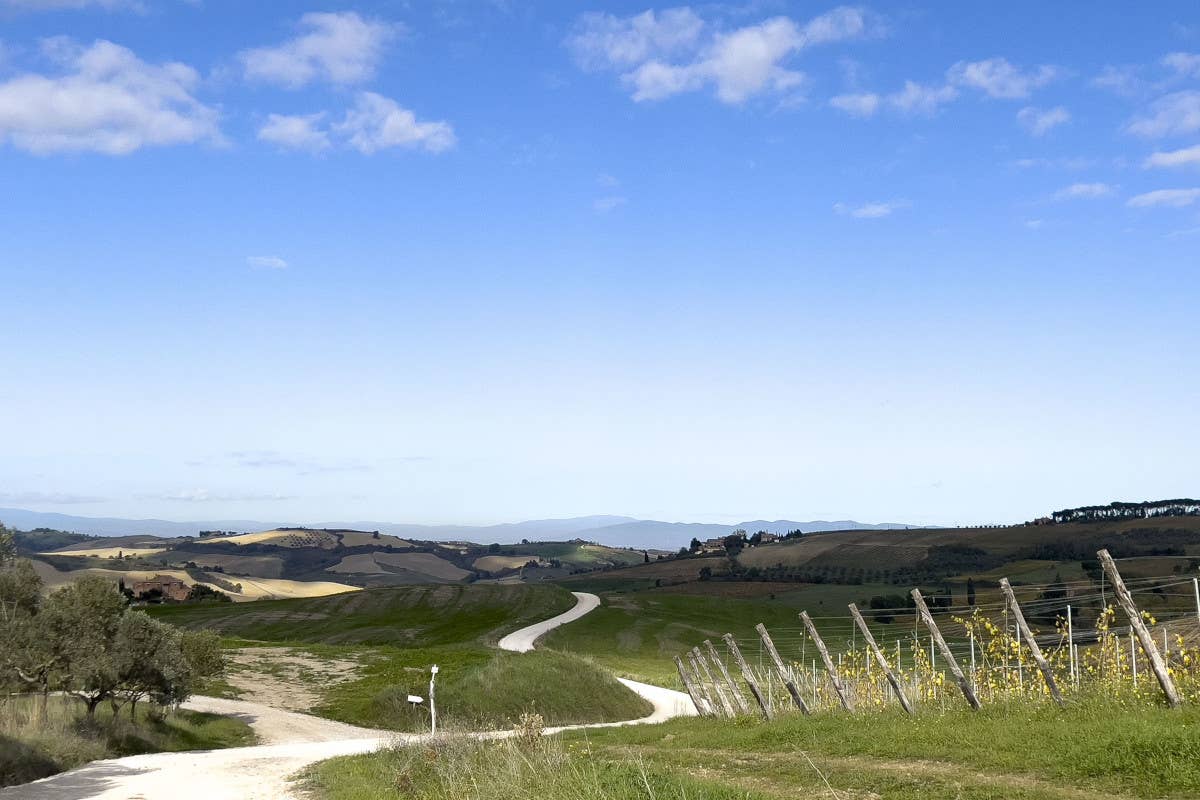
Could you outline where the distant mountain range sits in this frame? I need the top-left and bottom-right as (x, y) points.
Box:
(0, 507), (923, 551)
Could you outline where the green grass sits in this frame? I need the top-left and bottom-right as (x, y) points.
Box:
(149, 583), (576, 646)
(313, 645), (651, 732)
(152, 583), (649, 733)
(306, 699), (1200, 800)
(0, 695), (255, 787)
(540, 584), (906, 686)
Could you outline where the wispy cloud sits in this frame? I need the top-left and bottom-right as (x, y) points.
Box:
(1144, 144), (1200, 169)
(1162, 52), (1200, 79)
(593, 195), (627, 212)
(947, 57), (1060, 99)
(0, 490), (106, 505)
(256, 94), (454, 156)
(887, 80), (957, 115)
(246, 255), (287, 270)
(0, 39), (219, 155)
(1053, 182), (1114, 200)
(1126, 188), (1200, 208)
(1127, 91), (1200, 137)
(157, 489), (294, 503)
(829, 91), (880, 117)
(240, 12), (397, 89)
(833, 200), (907, 218)
(1017, 105), (1070, 136)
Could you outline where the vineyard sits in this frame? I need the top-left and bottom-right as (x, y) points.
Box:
(677, 549), (1200, 719)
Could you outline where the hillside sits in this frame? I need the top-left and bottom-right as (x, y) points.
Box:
(1, 508), (922, 550)
(14, 525), (651, 600)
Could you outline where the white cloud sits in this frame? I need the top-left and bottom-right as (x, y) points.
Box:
(333, 91), (455, 154)
(568, 6), (871, 104)
(887, 80), (957, 115)
(1127, 91), (1200, 137)
(829, 91), (879, 117)
(567, 7), (704, 70)
(1053, 182), (1113, 200)
(597, 172), (620, 188)
(593, 195), (627, 212)
(159, 489), (293, 502)
(833, 200), (906, 218)
(1144, 144), (1200, 169)
(0, 39), (219, 155)
(241, 12), (396, 89)
(1162, 52), (1200, 79)
(1017, 105), (1070, 136)
(247, 255), (287, 269)
(1126, 188), (1200, 208)
(1090, 65), (1145, 97)
(1024, 219), (1044, 230)
(257, 112), (330, 152)
(947, 57), (1059, 99)
(0, 490), (105, 504)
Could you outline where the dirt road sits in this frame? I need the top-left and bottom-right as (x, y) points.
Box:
(2, 591), (694, 799)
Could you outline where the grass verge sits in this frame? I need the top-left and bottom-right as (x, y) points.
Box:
(304, 698), (1200, 799)
(0, 695), (255, 787)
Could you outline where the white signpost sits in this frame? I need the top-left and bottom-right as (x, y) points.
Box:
(429, 664), (439, 735)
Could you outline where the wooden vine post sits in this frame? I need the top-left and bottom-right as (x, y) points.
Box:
(799, 611), (853, 711)
(674, 655), (710, 717)
(692, 646), (735, 718)
(704, 639), (749, 715)
(847, 603), (913, 714)
(687, 650), (720, 717)
(722, 633), (773, 720)
(999, 578), (1066, 708)
(755, 623), (810, 715)
(1098, 549), (1182, 708)
(910, 589), (981, 710)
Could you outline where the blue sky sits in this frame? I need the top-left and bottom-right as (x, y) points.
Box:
(1, 1), (1198, 528)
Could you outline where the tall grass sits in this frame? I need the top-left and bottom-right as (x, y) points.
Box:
(0, 695), (255, 787)
(305, 728), (765, 800)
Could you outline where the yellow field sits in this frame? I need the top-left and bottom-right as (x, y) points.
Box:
(28, 559), (359, 602)
(38, 546), (168, 559)
(192, 529), (412, 550)
(472, 555), (543, 571)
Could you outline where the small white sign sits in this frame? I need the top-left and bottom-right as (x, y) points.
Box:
(407, 695), (424, 704)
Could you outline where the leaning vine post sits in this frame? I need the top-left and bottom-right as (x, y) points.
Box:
(687, 650), (720, 717)
(674, 655), (710, 717)
(755, 623), (810, 715)
(999, 578), (1066, 708)
(911, 589), (981, 711)
(722, 633), (773, 720)
(847, 603), (913, 714)
(692, 646), (734, 718)
(1098, 549), (1181, 708)
(704, 639), (750, 715)
(799, 611), (853, 712)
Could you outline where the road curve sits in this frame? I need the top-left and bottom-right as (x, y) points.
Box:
(497, 590), (601, 652)
(1, 590), (694, 800)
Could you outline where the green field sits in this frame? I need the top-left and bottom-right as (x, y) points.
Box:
(151, 583), (652, 732)
(540, 582), (919, 685)
(150, 583), (576, 646)
(307, 698), (1200, 799)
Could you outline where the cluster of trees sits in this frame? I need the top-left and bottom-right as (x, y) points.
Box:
(0, 525), (224, 722)
(1051, 499), (1200, 524)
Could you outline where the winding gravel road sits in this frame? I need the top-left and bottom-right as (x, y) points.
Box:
(3, 591), (695, 800)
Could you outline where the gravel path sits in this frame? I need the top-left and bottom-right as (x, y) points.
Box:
(2, 591), (695, 800)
